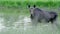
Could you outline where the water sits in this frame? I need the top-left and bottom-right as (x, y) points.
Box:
(0, 7), (60, 34)
(0, 14), (59, 34)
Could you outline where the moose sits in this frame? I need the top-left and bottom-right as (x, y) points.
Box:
(28, 5), (58, 26)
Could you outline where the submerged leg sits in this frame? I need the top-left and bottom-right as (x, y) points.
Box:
(38, 19), (41, 23)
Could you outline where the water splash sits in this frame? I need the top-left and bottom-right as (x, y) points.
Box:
(23, 16), (31, 30)
(0, 17), (6, 32)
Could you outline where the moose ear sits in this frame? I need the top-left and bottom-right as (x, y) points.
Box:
(28, 5), (30, 8)
(33, 5), (36, 8)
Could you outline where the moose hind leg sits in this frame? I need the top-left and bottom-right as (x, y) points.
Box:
(51, 20), (54, 24)
(50, 18), (54, 24)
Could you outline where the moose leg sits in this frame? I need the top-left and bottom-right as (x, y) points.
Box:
(44, 19), (50, 23)
(38, 19), (41, 23)
(51, 20), (53, 24)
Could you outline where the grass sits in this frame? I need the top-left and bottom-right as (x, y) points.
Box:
(0, 1), (60, 8)
(0, 1), (60, 14)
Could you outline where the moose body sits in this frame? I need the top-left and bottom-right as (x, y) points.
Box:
(28, 5), (58, 25)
